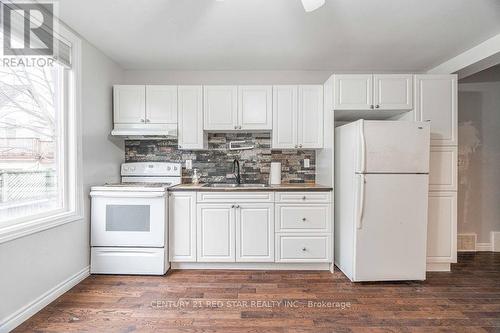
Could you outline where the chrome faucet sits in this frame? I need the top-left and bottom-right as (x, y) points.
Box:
(232, 159), (241, 185)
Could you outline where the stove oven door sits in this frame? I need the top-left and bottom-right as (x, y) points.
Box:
(90, 190), (167, 247)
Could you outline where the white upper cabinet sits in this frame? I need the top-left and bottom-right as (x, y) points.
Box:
(334, 74), (413, 111)
(238, 86), (272, 130)
(298, 85), (323, 149)
(203, 86), (238, 130)
(272, 85), (298, 149)
(272, 85), (323, 149)
(178, 86), (205, 150)
(334, 75), (373, 110)
(113, 85), (146, 123)
(414, 75), (457, 146)
(145, 85), (177, 123)
(373, 75), (413, 110)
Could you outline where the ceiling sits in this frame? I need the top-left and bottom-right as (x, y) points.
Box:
(58, 0), (500, 71)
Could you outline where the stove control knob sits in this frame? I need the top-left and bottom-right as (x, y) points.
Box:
(167, 166), (171, 171)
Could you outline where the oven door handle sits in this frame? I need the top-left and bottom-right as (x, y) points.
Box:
(90, 191), (167, 198)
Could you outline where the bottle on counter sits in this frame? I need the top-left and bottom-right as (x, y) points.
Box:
(192, 169), (200, 185)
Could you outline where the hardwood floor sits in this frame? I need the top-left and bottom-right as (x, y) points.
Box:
(14, 252), (500, 333)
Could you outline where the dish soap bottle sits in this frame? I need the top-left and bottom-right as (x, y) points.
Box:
(192, 169), (200, 185)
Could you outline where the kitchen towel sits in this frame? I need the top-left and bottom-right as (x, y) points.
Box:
(269, 162), (281, 185)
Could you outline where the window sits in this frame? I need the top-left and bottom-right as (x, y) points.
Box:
(0, 63), (66, 222)
(0, 14), (81, 237)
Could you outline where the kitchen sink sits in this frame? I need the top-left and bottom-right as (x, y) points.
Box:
(205, 183), (268, 188)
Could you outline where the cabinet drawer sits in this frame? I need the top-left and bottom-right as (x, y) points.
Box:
(429, 146), (457, 191)
(275, 191), (331, 203)
(197, 191), (274, 203)
(276, 234), (331, 262)
(276, 204), (330, 232)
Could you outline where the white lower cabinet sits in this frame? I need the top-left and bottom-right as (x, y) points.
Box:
(427, 192), (457, 264)
(197, 204), (235, 262)
(276, 234), (331, 262)
(236, 203), (274, 262)
(169, 192), (197, 262)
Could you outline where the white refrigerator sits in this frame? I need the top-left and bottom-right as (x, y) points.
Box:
(334, 120), (430, 282)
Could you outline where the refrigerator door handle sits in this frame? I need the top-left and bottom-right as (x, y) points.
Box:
(356, 174), (366, 229)
(359, 120), (366, 173)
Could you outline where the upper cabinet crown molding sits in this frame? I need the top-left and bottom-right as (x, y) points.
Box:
(272, 85), (323, 149)
(414, 75), (457, 146)
(333, 74), (413, 111)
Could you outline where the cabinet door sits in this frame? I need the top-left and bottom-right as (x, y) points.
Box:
(235, 203), (274, 262)
(272, 85), (298, 149)
(333, 75), (373, 110)
(238, 86), (272, 130)
(429, 146), (458, 191)
(298, 85), (323, 149)
(169, 192), (196, 262)
(145, 85), (177, 123)
(415, 75), (457, 145)
(427, 192), (457, 263)
(178, 86), (204, 150)
(113, 85), (145, 123)
(203, 86), (238, 130)
(197, 204), (235, 262)
(373, 74), (413, 110)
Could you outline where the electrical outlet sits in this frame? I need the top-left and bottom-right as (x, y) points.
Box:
(185, 159), (192, 170)
(304, 159), (310, 168)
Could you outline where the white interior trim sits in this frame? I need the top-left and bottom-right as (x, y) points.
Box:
(0, 266), (90, 333)
(426, 262), (451, 272)
(427, 33), (500, 75)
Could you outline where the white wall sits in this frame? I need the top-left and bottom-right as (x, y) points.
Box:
(123, 70), (331, 84)
(458, 65), (500, 243)
(0, 39), (124, 331)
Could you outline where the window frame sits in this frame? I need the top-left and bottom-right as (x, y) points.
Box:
(0, 24), (83, 244)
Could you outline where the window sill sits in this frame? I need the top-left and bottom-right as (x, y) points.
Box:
(0, 212), (84, 244)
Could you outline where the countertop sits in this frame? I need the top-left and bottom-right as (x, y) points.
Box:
(169, 183), (332, 192)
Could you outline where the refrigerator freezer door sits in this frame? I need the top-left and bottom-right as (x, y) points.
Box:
(357, 121), (430, 174)
(353, 174), (429, 281)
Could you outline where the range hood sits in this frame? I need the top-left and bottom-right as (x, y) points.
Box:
(111, 123), (178, 139)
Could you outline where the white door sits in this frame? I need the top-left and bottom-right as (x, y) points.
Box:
(169, 192), (197, 262)
(429, 146), (458, 191)
(272, 85), (298, 149)
(113, 85), (145, 123)
(427, 192), (457, 263)
(235, 203), (274, 262)
(197, 204), (235, 262)
(333, 75), (373, 110)
(203, 86), (238, 130)
(298, 85), (323, 149)
(90, 192), (166, 247)
(238, 86), (272, 130)
(178, 86), (204, 150)
(145, 85), (177, 123)
(358, 120), (430, 174)
(373, 74), (413, 110)
(414, 75), (457, 145)
(353, 174), (429, 281)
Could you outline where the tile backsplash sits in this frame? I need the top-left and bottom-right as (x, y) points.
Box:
(125, 132), (315, 184)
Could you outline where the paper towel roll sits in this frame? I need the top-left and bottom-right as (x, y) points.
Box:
(269, 162), (281, 185)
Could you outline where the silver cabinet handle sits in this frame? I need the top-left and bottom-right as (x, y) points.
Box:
(239, 126), (242, 129)
(375, 105), (380, 109)
(231, 205), (235, 208)
(302, 247), (307, 252)
(234, 126), (237, 129)
(370, 105), (374, 109)
(302, 196), (306, 200)
(236, 205), (240, 208)
(146, 119), (150, 122)
(294, 145), (298, 148)
(140, 119), (145, 122)
(302, 217), (306, 222)
(299, 144), (303, 148)
(178, 145), (182, 148)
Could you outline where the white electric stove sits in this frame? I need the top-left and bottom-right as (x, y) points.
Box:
(90, 162), (182, 275)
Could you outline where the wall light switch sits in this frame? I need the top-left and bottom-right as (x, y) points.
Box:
(304, 159), (310, 168)
(185, 159), (192, 170)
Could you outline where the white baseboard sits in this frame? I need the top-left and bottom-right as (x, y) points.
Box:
(0, 266), (90, 333)
(171, 262), (331, 270)
(476, 242), (493, 252)
(426, 262), (451, 272)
